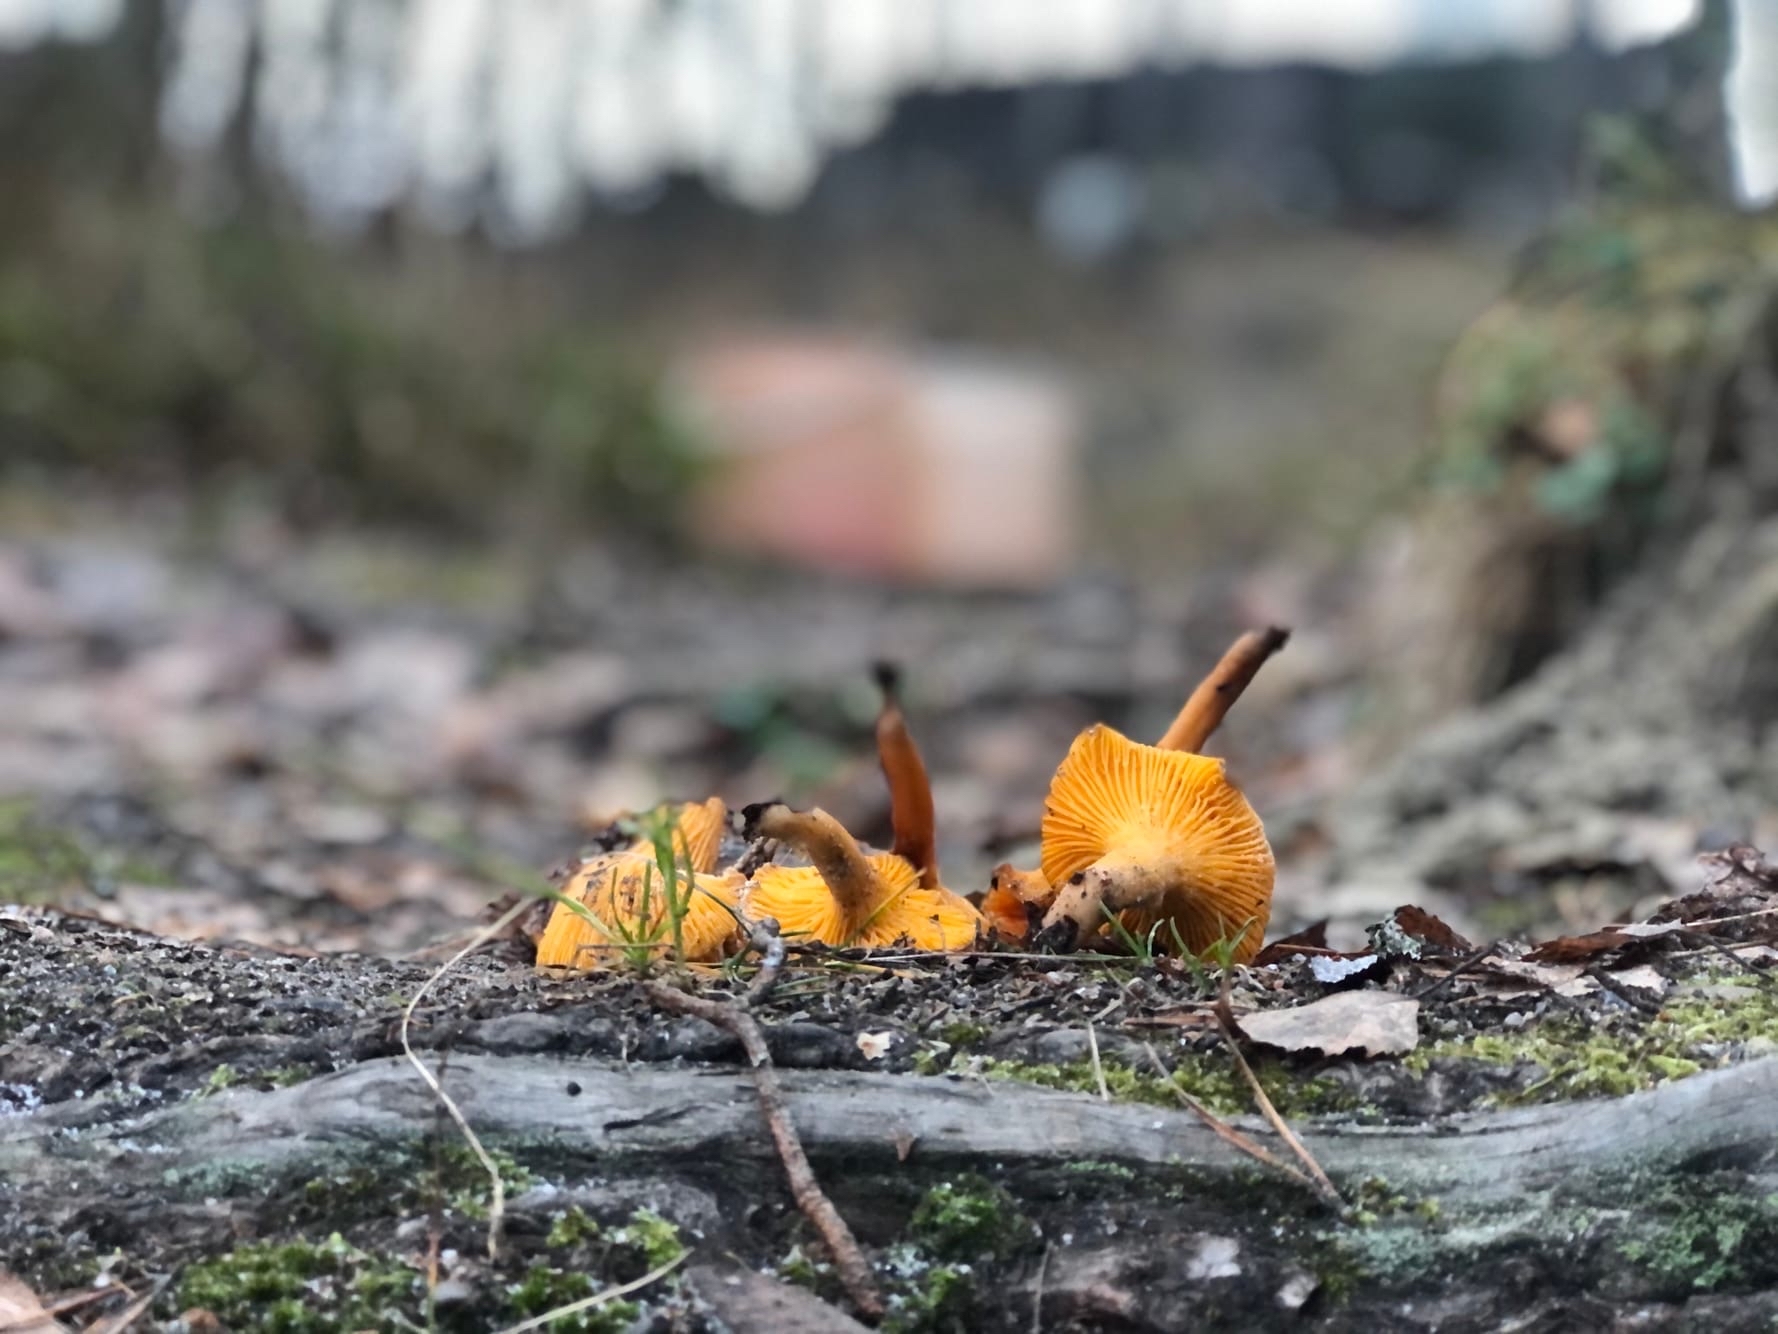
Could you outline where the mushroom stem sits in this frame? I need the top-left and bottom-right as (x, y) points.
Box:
(1041, 852), (1180, 939)
(1156, 626), (1290, 753)
(743, 803), (887, 930)
(873, 662), (939, 888)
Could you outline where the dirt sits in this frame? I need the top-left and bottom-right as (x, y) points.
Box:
(5, 863), (1778, 1333)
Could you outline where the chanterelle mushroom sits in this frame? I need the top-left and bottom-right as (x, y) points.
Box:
(742, 802), (979, 950)
(1035, 724), (1273, 962)
(535, 797), (741, 968)
(993, 627), (1288, 949)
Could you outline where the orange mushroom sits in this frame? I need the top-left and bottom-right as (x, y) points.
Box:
(992, 627), (1288, 950)
(1034, 724), (1273, 961)
(981, 863), (1054, 943)
(536, 797), (742, 968)
(741, 802), (979, 950)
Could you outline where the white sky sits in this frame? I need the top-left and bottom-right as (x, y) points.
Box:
(0, 0), (1765, 219)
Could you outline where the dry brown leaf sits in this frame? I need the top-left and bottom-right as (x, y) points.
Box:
(1235, 991), (1420, 1057)
(1522, 929), (1636, 964)
(1387, 905), (1474, 954)
(1251, 920), (1331, 968)
(0, 1272), (66, 1334)
(1607, 964), (1669, 995)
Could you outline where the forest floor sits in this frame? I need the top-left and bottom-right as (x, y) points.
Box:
(5, 496), (1778, 1332)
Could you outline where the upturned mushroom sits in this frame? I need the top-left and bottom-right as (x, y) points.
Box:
(988, 627), (1287, 954)
(1033, 723), (1274, 961)
(535, 797), (742, 968)
(741, 802), (980, 950)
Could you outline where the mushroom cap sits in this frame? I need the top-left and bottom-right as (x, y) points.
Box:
(1040, 724), (1273, 960)
(537, 857), (742, 967)
(745, 853), (980, 950)
(535, 798), (736, 969)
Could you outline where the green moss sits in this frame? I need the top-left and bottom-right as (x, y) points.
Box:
(0, 801), (96, 903)
(1406, 980), (1778, 1105)
(507, 1265), (638, 1334)
(175, 1232), (420, 1332)
(200, 1064), (237, 1095)
(546, 1206), (603, 1249)
(774, 1243), (835, 1295)
(909, 1177), (1033, 1263)
(959, 1051), (1354, 1120)
(1060, 1159), (1139, 1183)
(938, 1021), (990, 1049)
(880, 1244), (977, 1334)
(1616, 1180), (1778, 1294)
(443, 1145), (536, 1221)
(611, 1208), (684, 1268)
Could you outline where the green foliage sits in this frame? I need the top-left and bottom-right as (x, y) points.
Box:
(1616, 1179), (1778, 1294)
(1407, 979), (1778, 1104)
(908, 1178), (1034, 1263)
(0, 800), (169, 904)
(0, 196), (703, 539)
(879, 1244), (978, 1334)
(507, 1266), (638, 1334)
(175, 1233), (419, 1333)
(1431, 183), (1778, 544)
(611, 1208), (685, 1268)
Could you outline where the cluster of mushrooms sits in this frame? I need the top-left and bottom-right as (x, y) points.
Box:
(535, 629), (1287, 970)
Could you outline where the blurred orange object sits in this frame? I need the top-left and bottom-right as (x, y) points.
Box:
(675, 333), (1078, 587)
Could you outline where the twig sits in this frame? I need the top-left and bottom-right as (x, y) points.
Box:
(401, 897), (532, 1261)
(645, 981), (884, 1319)
(1030, 1242), (1052, 1334)
(1086, 1022), (1110, 1101)
(1156, 626), (1290, 753)
(1213, 971), (1345, 1212)
(87, 1277), (167, 1334)
(493, 1252), (686, 1334)
(744, 919), (788, 1007)
(1411, 945), (1496, 1001)
(1140, 1043), (1316, 1188)
(1585, 963), (1664, 1014)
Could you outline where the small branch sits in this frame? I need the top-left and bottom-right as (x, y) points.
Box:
(401, 897), (533, 1261)
(1156, 627), (1290, 753)
(1086, 1022), (1110, 1101)
(1030, 1242), (1052, 1334)
(1141, 1043), (1317, 1190)
(1410, 945), (1495, 1002)
(645, 982), (884, 1320)
(1213, 971), (1345, 1213)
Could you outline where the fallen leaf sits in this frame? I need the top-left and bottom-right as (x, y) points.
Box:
(1523, 929), (1635, 964)
(0, 1273), (65, 1334)
(1607, 964), (1669, 995)
(1387, 906), (1474, 954)
(1236, 991), (1420, 1057)
(855, 1031), (892, 1061)
(1251, 920), (1330, 967)
(1611, 922), (1686, 939)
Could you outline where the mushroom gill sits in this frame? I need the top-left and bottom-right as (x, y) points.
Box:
(1036, 724), (1274, 962)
